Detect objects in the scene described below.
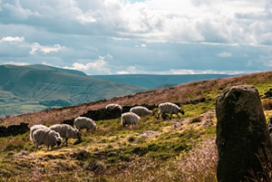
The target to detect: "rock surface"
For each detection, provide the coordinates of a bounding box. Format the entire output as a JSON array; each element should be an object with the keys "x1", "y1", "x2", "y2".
[{"x1": 216, "y1": 85, "x2": 272, "y2": 182}]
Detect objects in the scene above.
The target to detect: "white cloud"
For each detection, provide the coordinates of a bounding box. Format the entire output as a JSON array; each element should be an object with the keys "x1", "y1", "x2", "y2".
[
  {"x1": 115, "y1": 68, "x2": 247, "y2": 75},
  {"x1": 30, "y1": 43, "x2": 65, "y2": 54},
  {"x1": 1, "y1": 36, "x2": 24, "y2": 42},
  {"x1": 0, "y1": 0, "x2": 272, "y2": 75},
  {"x1": 117, "y1": 71, "x2": 129, "y2": 74},
  {"x1": 76, "y1": 14, "x2": 96, "y2": 24},
  {"x1": 155, "y1": 69, "x2": 246, "y2": 75},
  {"x1": 0, "y1": 0, "x2": 270, "y2": 45},
  {"x1": 135, "y1": 44, "x2": 146, "y2": 48},
  {"x1": 2, "y1": 2, "x2": 40, "y2": 20},
  {"x1": 117, "y1": 65, "x2": 140, "y2": 74},
  {"x1": 42, "y1": 62, "x2": 53, "y2": 66},
  {"x1": 217, "y1": 52, "x2": 233, "y2": 57},
  {"x1": 3, "y1": 61, "x2": 30, "y2": 66},
  {"x1": 64, "y1": 57, "x2": 112, "y2": 74}
]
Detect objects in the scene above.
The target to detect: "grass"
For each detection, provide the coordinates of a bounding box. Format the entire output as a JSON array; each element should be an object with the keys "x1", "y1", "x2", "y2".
[
  {"x1": 1, "y1": 71, "x2": 272, "y2": 181},
  {"x1": 0, "y1": 105, "x2": 216, "y2": 181}
]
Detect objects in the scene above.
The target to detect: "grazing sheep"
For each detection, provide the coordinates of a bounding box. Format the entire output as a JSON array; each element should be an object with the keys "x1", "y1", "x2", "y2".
[
  {"x1": 31, "y1": 128, "x2": 62, "y2": 150},
  {"x1": 30, "y1": 124, "x2": 49, "y2": 142},
  {"x1": 130, "y1": 106, "x2": 154, "y2": 117},
  {"x1": 121, "y1": 112, "x2": 141, "y2": 127},
  {"x1": 74, "y1": 116, "x2": 96, "y2": 132},
  {"x1": 49, "y1": 124, "x2": 81, "y2": 146},
  {"x1": 158, "y1": 102, "x2": 185, "y2": 119},
  {"x1": 106, "y1": 103, "x2": 122, "y2": 111}
]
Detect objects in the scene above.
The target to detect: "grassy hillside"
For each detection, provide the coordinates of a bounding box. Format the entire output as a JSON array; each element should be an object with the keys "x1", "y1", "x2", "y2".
[
  {"x1": 0, "y1": 65, "x2": 148, "y2": 116},
  {"x1": 91, "y1": 74, "x2": 233, "y2": 89},
  {"x1": 28, "y1": 64, "x2": 87, "y2": 76},
  {"x1": 0, "y1": 71, "x2": 272, "y2": 181}
]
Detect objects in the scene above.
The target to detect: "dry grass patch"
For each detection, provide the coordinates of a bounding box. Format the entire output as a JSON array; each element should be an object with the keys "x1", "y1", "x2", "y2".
[{"x1": 109, "y1": 137, "x2": 217, "y2": 182}]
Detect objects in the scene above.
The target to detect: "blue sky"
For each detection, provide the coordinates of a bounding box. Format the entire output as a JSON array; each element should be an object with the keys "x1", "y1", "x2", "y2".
[{"x1": 0, "y1": 0, "x2": 272, "y2": 75}]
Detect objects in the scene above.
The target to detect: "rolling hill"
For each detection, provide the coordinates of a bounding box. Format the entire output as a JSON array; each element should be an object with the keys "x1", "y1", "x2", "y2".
[
  {"x1": 0, "y1": 64, "x2": 234, "y2": 117},
  {"x1": 0, "y1": 64, "x2": 148, "y2": 116},
  {"x1": 91, "y1": 74, "x2": 233, "y2": 89},
  {"x1": 0, "y1": 71, "x2": 272, "y2": 181}
]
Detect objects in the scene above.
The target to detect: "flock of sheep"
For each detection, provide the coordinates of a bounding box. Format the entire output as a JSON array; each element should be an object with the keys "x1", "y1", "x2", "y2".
[{"x1": 30, "y1": 102, "x2": 185, "y2": 150}]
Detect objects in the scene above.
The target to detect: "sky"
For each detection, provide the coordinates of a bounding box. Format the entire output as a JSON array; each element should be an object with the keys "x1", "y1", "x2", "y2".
[{"x1": 0, "y1": 0, "x2": 272, "y2": 75}]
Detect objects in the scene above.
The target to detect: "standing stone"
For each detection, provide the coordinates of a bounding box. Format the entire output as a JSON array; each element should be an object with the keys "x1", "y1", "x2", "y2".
[{"x1": 216, "y1": 85, "x2": 272, "y2": 182}]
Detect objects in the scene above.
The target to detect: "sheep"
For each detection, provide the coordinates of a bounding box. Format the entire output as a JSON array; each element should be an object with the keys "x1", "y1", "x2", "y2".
[
  {"x1": 31, "y1": 128, "x2": 62, "y2": 150},
  {"x1": 130, "y1": 106, "x2": 154, "y2": 117},
  {"x1": 157, "y1": 102, "x2": 185, "y2": 119},
  {"x1": 106, "y1": 103, "x2": 122, "y2": 111},
  {"x1": 30, "y1": 124, "x2": 49, "y2": 142},
  {"x1": 49, "y1": 124, "x2": 81, "y2": 146},
  {"x1": 74, "y1": 116, "x2": 96, "y2": 132},
  {"x1": 121, "y1": 112, "x2": 141, "y2": 127}
]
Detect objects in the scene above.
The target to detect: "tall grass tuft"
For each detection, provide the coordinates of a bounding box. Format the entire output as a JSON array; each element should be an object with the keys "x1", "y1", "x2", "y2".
[
  {"x1": 110, "y1": 137, "x2": 218, "y2": 182},
  {"x1": 246, "y1": 148, "x2": 272, "y2": 182},
  {"x1": 176, "y1": 137, "x2": 217, "y2": 182}
]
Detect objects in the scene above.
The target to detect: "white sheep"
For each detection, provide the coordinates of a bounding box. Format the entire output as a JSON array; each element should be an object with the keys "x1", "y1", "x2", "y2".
[
  {"x1": 158, "y1": 102, "x2": 185, "y2": 119},
  {"x1": 130, "y1": 106, "x2": 154, "y2": 117},
  {"x1": 31, "y1": 128, "x2": 62, "y2": 150},
  {"x1": 49, "y1": 124, "x2": 81, "y2": 146},
  {"x1": 106, "y1": 103, "x2": 122, "y2": 111},
  {"x1": 29, "y1": 124, "x2": 48, "y2": 142},
  {"x1": 74, "y1": 116, "x2": 96, "y2": 132},
  {"x1": 121, "y1": 112, "x2": 141, "y2": 127}
]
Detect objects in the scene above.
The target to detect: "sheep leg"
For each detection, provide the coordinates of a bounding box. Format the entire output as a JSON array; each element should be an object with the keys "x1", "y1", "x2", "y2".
[
  {"x1": 63, "y1": 138, "x2": 68, "y2": 146},
  {"x1": 157, "y1": 110, "x2": 161, "y2": 119},
  {"x1": 177, "y1": 113, "x2": 180, "y2": 119}
]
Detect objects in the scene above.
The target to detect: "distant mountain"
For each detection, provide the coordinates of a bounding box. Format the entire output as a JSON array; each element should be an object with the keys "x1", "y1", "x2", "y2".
[
  {"x1": 91, "y1": 74, "x2": 233, "y2": 89},
  {"x1": 28, "y1": 64, "x2": 87, "y2": 76},
  {"x1": 0, "y1": 65, "x2": 148, "y2": 116}
]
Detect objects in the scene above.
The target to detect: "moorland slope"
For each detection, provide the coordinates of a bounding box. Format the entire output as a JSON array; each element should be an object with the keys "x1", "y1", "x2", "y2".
[
  {"x1": 91, "y1": 74, "x2": 232, "y2": 89},
  {"x1": 0, "y1": 64, "x2": 148, "y2": 116},
  {"x1": 0, "y1": 71, "x2": 272, "y2": 181}
]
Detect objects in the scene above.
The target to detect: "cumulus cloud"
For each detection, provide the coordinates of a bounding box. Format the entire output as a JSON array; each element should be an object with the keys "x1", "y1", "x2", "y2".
[
  {"x1": 117, "y1": 65, "x2": 139, "y2": 74},
  {"x1": 1, "y1": 1, "x2": 41, "y2": 20},
  {"x1": 64, "y1": 57, "x2": 112, "y2": 75},
  {"x1": 76, "y1": 13, "x2": 96, "y2": 24},
  {"x1": 1, "y1": 36, "x2": 24, "y2": 42},
  {"x1": 0, "y1": 0, "x2": 270, "y2": 45},
  {"x1": 0, "y1": 0, "x2": 272, "y2": 75},
  {"x1": 30, "y1": 43, "x2": 65, "y2": 54}
]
